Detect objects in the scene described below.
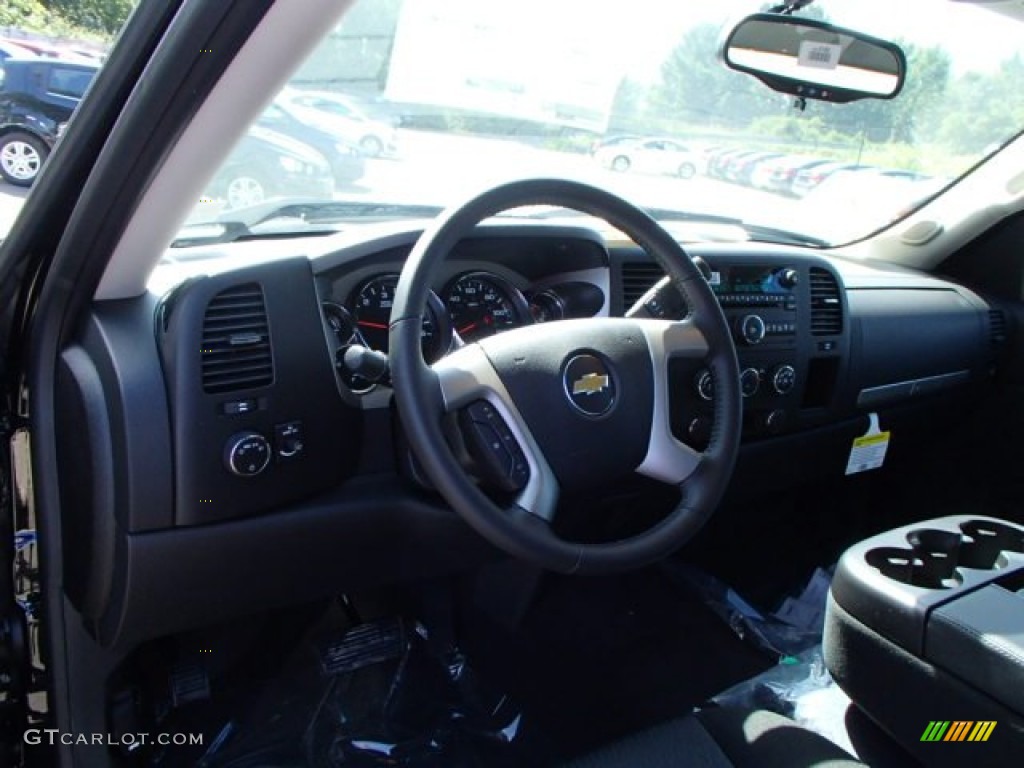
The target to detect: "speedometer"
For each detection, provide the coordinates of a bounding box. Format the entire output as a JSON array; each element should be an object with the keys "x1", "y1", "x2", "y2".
[
  {"x1": 349, "y1": 275, "x2": 451, "y2": 362},
  {"x1": 444, "y1": 272, "x2": 530, "y2": 343}
]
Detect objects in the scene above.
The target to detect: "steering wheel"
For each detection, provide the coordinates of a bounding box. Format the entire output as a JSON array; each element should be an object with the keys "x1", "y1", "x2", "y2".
[{"x1": 390, "y1": 179, "x2": 741, "y2": 573}]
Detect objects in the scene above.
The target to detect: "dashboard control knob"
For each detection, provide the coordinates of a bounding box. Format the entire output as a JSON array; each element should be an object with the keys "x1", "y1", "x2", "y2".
[
  {"x1": 739, "y1": 314, "x2": 766, "y2": 345},
  {"x1": 695, "y1": 369, "x2": 714, "y2": 401},
  {"x1": 765, "y1": 409, "x2": 786, "y2": 434},
  {"x1": 778, "y1": 268, "x2": 799, "y2": 289},
  {"x1": 772, "y1": 364, "x2": 797, "y2": 395},
  {"x1": 740, "y1": 367, "x2": 760, "y2": 398},
  {"x1": 224, "y1": 431, "x2": 271, "y2": 477}
]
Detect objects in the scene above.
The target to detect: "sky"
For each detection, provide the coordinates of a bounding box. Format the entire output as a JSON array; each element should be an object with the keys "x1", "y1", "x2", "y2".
[{"x1": 384, "y1": 0, "x2": 1022, "y2": 130}]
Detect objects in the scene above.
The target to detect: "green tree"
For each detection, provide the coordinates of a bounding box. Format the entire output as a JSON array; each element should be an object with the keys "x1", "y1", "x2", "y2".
[
  {"x1": 607, "y1": 78, "x2": 650, "y2": 134},
  {"x1": 1, "y1": 0, "x2": 60, "y2": 34},
  {"x1": 889, "y1": 43, "x2": 951, "y2": 143},
  {"x1": 938, "y1": 55, "x2": 1024, "y2": 154},
  {"x1": 651, "y1": 23, "x2": 781, "y2": 129},
  {"x1": 47, "y1": 0, "x2": 135, "y2": 35}
]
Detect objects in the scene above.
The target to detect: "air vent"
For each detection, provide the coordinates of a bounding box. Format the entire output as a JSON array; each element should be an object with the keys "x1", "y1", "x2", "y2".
[
  {"x1": 621, "y1": 261, "x2": 665, "y2": 309},
  {"x1": 809, "y1": 267, "x2": 843, "y2": 336},
  {"x1": 989, "y1": 308, "x2": 1007, "y2": 349},
  {"x1": 201, "y1": 283, "x2": 274, "y2": 393}
]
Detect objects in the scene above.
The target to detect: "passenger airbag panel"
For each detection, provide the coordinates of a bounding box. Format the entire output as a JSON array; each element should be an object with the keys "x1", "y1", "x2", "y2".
[{"x1": 849, "y1": 289, "x2": 985, "y2": 398}]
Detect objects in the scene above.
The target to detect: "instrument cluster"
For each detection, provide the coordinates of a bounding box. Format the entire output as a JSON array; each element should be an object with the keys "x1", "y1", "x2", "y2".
[{"x1": 322, "y1": 270, "x2": 582, "y2": 371}]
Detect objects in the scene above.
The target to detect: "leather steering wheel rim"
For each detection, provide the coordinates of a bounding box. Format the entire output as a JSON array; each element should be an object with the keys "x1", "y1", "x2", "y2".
[{"x1": 390, "y1": 179, "x2": 741, "y2": 573}]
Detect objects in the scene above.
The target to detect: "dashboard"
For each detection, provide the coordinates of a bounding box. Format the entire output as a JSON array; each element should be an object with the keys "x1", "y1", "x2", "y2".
[
  {"x1": 57, "y1": 220, "x2": 1004, "y2": 648},
  {"x1": 143, "y1": 222, "x2": 999, "y2": 526}
]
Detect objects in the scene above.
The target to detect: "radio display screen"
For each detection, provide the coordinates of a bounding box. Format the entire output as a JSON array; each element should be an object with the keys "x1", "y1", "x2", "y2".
[{"x1": 710, "y1": 266, "x2": 791, "y2": 296}]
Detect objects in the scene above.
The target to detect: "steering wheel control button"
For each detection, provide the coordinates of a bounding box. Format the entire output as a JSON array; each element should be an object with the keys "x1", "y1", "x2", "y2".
[
  {"x1": 695, "y1": 369, "x2": 714, "y2": 401},
  {"x1": 224, "y1": 431, "x2": 271, "y2": 477},
  {"x1": 563, "y1": 354, "x2": 616, "y2": 417},
  {"x1": 274, "y1": 421, "x2": 305, "y2": 461},
  {"x1": 772, "y1": 365, "x2": 797, "y2": 395},
  {"x1": 740, "y1": 367, "x2": 761, "y2": 398},
  {"x1": 739, "y1": 314, "x2": 767, "y2": 345},
  {"x1": 460, "y1": 401, "x2": 530, "y2": 493}
]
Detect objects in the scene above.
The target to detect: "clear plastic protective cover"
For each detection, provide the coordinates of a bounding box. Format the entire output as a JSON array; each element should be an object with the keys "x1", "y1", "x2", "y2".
[
  {"x1": 665, "y1": 563, "x2": 832, "y2": 660},
  {"x1": 199, "y1": 617, "x2": 524, "y2": 767}
]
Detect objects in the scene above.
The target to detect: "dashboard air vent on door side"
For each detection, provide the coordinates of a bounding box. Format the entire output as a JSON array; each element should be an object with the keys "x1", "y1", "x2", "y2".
[
  {"x1": 988, "y1": 308, "x2": 1007, "y2": 349},
  {"x1": 201, "y1": 283, "x2": 274, "y2": 393},
  {"x1": 621, "y1": 261, "x2": 665, "y2": 310},
  {"x1": 809, "y1": 267, "x2": 843, "y2": 336}
]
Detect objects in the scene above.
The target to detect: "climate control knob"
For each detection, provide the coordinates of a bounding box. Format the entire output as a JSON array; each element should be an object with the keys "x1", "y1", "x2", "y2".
[
  {"x1": 740, "y1": 367, "x2": 760, "y2": 398},
  {"x1": 224, "y1": 431, "x2": 271, "y2": 477},
  {"x1": 739, "y1": 314, "x2": 766, "y2": 345},
  {"x1": 772, "y1": 364, "x2": 797, "y2": 395},
  {"x1": 695, "y1": 369, "x2": 714, "y2": 401}
]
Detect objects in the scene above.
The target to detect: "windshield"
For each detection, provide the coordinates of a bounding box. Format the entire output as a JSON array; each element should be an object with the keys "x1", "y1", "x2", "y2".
[
  {"x1": 4, "y1": 1, "x2": 1022, "y2": 248},
  {"x1": 180, "y1": 0, "x2": 1024, "y2": 247}
]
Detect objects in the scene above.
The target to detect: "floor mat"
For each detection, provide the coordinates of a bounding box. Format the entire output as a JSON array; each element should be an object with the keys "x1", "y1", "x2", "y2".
[{"x1": 458, "y1": 567, "x2": 771, "y2": 761}]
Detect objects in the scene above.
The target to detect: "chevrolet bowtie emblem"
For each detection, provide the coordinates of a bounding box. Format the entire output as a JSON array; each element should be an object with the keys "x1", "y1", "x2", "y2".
[{"x1": 572, "y1": 372, "x2": 610, "y2": 396}]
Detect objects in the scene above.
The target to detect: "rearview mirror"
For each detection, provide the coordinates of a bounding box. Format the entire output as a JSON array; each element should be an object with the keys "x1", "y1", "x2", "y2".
[{"x1": 722, "y1": 13, "x2": 906, "y2": 103}]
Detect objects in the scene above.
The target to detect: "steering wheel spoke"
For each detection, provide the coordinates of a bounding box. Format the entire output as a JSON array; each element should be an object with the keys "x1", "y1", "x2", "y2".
[
  {"x1": 632, "y1": 317, "x2": 710, "y2": 484},
  {"x1": 636, "y1": 317, "x2": 709, "y2": 359},
  {"x1": 433, "y1": 345, "x2": 560, "y2": 521}
]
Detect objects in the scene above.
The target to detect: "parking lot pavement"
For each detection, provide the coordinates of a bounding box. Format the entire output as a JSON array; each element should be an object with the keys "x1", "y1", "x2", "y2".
[{"x1": 344, "y1": 131, "x2": 802, "y2": 227}]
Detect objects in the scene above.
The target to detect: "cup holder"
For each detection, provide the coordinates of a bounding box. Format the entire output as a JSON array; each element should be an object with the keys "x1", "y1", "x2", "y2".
[
  {"x1": 866, "y1": 541, "x2": 960, "y2": 590},
  {"x1": 865, "y1": 521, "x2": 1024, "y2": 589},
  {"x1": 866, "y1": 547, "x2": 918, "y2": 584},
  {"x1": 907, "y1": 529, "x2": 961, "y2": 583},
  {"x1": 959, "y1": 520, "x2": 1024, "y2": 570}
]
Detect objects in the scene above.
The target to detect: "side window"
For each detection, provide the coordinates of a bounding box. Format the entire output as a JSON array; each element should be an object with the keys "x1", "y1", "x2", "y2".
[{"x1": 47, "y1": 67, "x2": 94, "y2": 98}]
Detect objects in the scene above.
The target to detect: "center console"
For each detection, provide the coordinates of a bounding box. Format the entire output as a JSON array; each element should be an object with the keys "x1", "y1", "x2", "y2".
[
  {"x1": 627, "y1": 257, "x2": 847, "y2": 447},
  {"x1": 705, "y1": 264, "x2": 802, "y2": 439},
  {"x1": 825, "y1": 516, "x2": 1024, "y2": 766}
]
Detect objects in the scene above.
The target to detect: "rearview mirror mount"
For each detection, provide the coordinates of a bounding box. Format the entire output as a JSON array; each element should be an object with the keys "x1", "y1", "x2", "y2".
[{"x1": 722, "y1": 13, "x2": 906, "y2": 104}]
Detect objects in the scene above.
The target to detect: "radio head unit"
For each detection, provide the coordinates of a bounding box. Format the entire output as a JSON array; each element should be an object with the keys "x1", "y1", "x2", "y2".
[{"x1": 710, "y1": 265, "x2": 798, "y2": 309}]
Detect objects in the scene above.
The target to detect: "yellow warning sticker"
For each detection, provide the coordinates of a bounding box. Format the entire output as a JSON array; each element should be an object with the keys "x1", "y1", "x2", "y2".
[
  {"x1": 853, "y1": 433, "x2": 890, "y2": 448},
  {"x1": 846, "y1": 414, "x2": 891, "y2": 475}
]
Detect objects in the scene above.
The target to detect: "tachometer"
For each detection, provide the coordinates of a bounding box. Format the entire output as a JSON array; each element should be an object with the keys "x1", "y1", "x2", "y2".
[
  {"x1": 349, "y1": 275, "x2": 451, "y2": 362},
  {"x1": 444, "y1": 272, "x2": 530, "y2": 343}
]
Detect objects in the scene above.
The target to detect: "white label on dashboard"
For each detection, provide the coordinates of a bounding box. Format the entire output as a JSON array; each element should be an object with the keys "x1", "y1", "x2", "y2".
[{"x1": 846, "y1": 412, "x2": 890, "y2": 475}]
